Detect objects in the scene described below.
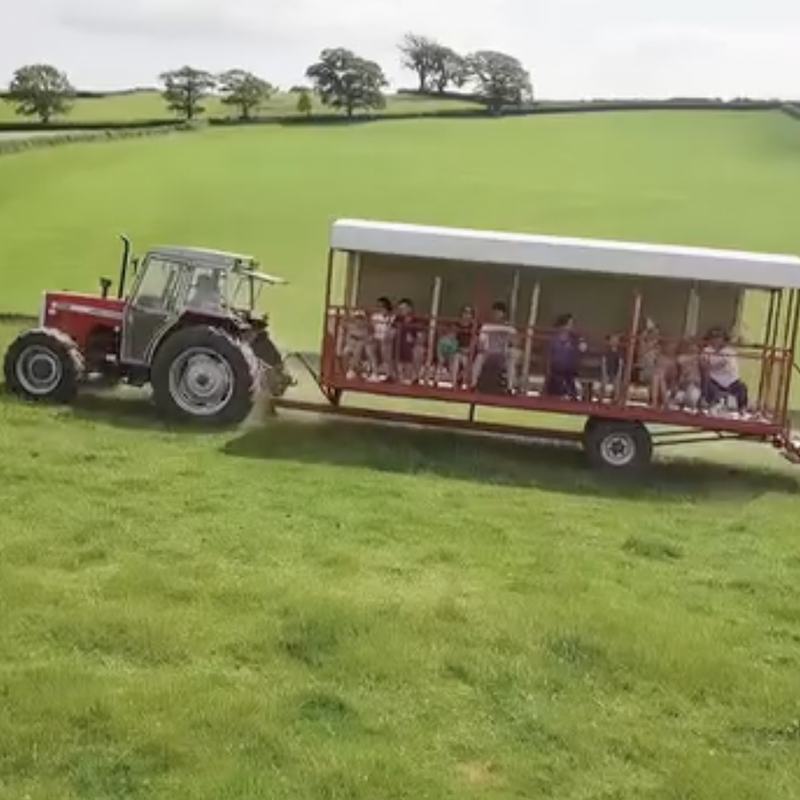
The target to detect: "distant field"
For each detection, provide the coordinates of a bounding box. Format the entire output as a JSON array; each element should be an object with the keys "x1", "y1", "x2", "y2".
[{"x1": 0, "y1": 90, "x2": 479, "y2": 124}]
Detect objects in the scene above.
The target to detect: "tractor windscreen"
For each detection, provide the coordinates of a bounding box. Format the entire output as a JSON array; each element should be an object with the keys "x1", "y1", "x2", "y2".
[{"x1": 228, "y1": 269, "x2": 286, "y2": 315}]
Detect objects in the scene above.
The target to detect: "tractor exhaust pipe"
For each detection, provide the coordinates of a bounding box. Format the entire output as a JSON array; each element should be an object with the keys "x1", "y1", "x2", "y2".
[{"x1": 118, "y1": 234, "x2": 132, "y2": 299}]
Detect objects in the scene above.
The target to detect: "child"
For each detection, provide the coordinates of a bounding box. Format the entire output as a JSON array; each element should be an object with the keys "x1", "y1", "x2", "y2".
[
  {"x1": 701, "y1": 327, "x2": 749, "y2": 413},
  {"x1": 600, "y1": 333, "x2": 625, "y2": 401},
  {"x1": 367, "y1": 296, "x2": 394, "y2": 381},
  {"x1": 342, "y1": 309, "x2": 370, "y2": 380},
  {"x1": 392, "y1": 298, "x2": 425, "y2": 383},
  {"x1": 652, "y1": 339, "x2": 678, "y2": 408},
  {"x1": 436, "y1": 325, "x2": 459, "y2": 384},
  {"x1": 637, "y1": 317, "x2": 660, "y2": 386},
  {"x1": 675, "y1": 339, "x2": 702, "y2": 410},
  {"x1": 450, "y1": 305, "x2": 476, "y2": 388},
  {"x1": 544, "y1": 313, "x2": 585, "y2": 399},
  {"x1": 471, "y1": 302, "x2": 519, "y2": 392}
]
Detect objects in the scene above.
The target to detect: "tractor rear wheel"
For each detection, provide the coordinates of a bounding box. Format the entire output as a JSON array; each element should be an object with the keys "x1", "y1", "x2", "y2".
[
  {"x1": 150, "y1": 325, "x2": 258, "y2": 426},
  {"x1": 3, "y1": 328, "x2": 85, "y2": 403}
]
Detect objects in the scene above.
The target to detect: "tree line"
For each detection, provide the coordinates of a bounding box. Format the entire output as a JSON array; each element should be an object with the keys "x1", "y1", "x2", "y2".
[{"x1": 0, "y1": 34, "x2": 532, "y2": 124}]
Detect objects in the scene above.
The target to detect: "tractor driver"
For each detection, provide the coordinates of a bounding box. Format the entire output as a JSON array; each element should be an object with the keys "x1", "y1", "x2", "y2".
[{"x1": 191, "y1": 271, "x2": 223, "y2": 311}]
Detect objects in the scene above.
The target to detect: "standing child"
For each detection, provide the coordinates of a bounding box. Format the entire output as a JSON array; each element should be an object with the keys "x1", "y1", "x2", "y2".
[
  {"x1": 450, "y1": 305, "x2": 476, "y2": 388},
  {"x1": 342, "y1": 309, "x2": 370, "y2": 380},
  {"x1": 436, "y1": 324, "x2": 459, "y2": 384},
  {"x1": 600, "y1": 333, "x2": 625, "y2": 401},
  {"x1": 367, "y1": 296, "x2": 394, "y2": 381},
  {"x1": 392, "y1": 298, "x2": 425, "y2": 383}
]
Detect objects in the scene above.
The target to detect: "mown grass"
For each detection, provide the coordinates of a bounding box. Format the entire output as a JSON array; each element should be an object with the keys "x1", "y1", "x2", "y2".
[
  {"x1": 2, "y1": 313, "x2": 800, "y2": 799},
  {"x1": 0, "y1": 90, "x2": 478, "y2": 124},
  {"x1": 2, "y1": 111, "x2": 800, "y2": 798}
]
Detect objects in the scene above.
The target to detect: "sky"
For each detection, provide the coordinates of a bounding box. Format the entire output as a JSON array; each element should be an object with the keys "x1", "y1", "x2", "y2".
[{"x1": 1, "y1": 0, "x2": 799, "y2": 98}]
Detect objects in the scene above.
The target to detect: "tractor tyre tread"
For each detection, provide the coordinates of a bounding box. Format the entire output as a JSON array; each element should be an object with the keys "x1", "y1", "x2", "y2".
[
  {"x1": 150, "y1": 325, "x2": 258, "y2": 426},
  {"x1": 3, "y1": 327, "x2": 85, "y2": 403}
]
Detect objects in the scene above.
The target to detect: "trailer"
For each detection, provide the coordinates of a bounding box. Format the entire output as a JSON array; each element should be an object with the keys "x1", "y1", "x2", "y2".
[
  {"x1": 5, "y1": 219, "x2": 800, "y2": 472},
  {"x1": 275, "y1": 219, "x2": 800, "y2": 471}
]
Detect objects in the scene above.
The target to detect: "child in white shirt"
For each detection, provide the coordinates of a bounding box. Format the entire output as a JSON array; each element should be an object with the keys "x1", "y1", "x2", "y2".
[{"x1": 702, "y1": 328, "x2": 748, "y2": 412}]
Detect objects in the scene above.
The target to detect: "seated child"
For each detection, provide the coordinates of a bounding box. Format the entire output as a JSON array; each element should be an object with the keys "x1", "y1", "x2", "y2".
[
  {"x1": 600, "y1": 333, "x2": 625, "y2": 401},
  {"x1": 701, "y1": 327, "x2": 749, "y2": 413},
  {"x1": 675, "y1": 339, "x2": 702, "y2": 410},
  {"x1": 343, "y1": 309, "x2": 370, "y2": 379},
  {"x1": 367, "y1": 296, "x2": 394, "y2": 380}
]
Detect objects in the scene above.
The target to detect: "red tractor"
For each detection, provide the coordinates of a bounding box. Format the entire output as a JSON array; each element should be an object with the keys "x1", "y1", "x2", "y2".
[{"x1": 3, "y1": 236, "x2": 293, "y2": 425}]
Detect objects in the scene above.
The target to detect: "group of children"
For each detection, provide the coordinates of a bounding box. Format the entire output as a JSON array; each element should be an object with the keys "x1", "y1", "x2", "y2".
[
  {"x1": 341, "y1": 297, "x2": 518, "y2": 388},
  {"x1": 340, "y1": 299, "x2": 750, "y2": 414},
  {"x1": 594, "y1": 318, "x2": 748, "y2": 412}
]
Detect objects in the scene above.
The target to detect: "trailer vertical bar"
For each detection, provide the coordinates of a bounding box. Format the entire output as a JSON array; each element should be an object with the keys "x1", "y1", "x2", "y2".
[
  {"x1": 757, "y1": 289, "x2": 778, "y2": 412},
  {"x1": 509, "y1": 269, "x2": 520, "y2": 324},
  {"x1": 521, "y1": 281, "x2": 541, "y2": 392},
  {"x1": 620, "y1": 290, "x2": 643, "y2": 405},
  {"x1": 777, "y1": 288, "x2": 799, "y2": 428},
  {"x1": 426, "y1": 276, "x2": 443, "y2": 381}
]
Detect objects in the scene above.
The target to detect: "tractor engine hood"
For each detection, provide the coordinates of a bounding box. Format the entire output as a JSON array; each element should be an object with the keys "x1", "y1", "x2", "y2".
[{"x1": 41, "y1": 291, "x2": 126, "y2": 327}]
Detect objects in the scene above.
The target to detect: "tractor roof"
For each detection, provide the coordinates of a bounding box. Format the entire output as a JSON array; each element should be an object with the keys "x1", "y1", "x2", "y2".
[
  {"x1": 149, "y1": 245, "x2": 286, "y2": 284},
  {"x1": 150, "y1": 245, "x2": 258, "y2": 269}
]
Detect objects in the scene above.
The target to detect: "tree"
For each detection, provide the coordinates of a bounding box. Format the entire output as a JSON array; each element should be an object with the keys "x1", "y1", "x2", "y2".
[
  {"x1": 429, "y1": 47, "x2": 469, "y2": 93},
  {"x1": 398, "y1": 33, "x2": 468, "y2": 94},
  {"x1": 159, "y1": 66, "x2": 216, "y2": 121},
  {"x1": 218, "y1": 69, "x2": 274, "y2": 119},
  {"x1": 296, "y1": 89, "x2": 313, "y2": 117},
  {"x1": 465, "y1": 51, "x2": 533, "y2": 113},
  {"x1": 399, "y1": 33, "x2": 438, "y2": 92},
  {"x1": 305, "y1": 48, "x2": 387, "y2": 118},
  {"x1": 6, "y1": 64, "x2": 75, "y2": 123}
]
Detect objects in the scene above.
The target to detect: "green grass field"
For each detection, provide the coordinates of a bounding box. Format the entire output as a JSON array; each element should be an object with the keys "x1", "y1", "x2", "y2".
[
  {"x1": 2, "y1": 111, "x2": 800, "y2": 800},
  {"x1": 0, "y1": 90, "x2": 478, "y2": 124}
]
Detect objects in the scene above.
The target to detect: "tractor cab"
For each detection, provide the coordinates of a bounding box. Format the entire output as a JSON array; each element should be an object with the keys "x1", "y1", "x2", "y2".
[{"x1": 117, "y1": 243, "x2": 286, "y2": 366}]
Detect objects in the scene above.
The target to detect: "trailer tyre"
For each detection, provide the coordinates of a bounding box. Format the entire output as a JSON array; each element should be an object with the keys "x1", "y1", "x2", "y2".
[
  {"x1": 584, "y1": 419, "x2": 652, "y2": 472},
  {"x1": 150, "y1": 325, "x2": 258, "y2": 426},
  {"x1": 3, "y1": 328, "x2": 85, "y2": 403}
]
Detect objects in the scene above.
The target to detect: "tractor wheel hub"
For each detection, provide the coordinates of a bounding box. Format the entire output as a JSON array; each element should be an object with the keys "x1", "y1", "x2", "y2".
[{"x1": 168, "y1": 348, "x2": 235, "y2": 416}]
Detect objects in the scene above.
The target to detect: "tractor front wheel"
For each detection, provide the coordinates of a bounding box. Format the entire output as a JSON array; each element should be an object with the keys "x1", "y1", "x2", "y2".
[
  {"x1": 3, "y1": 328, "x2": 85, "y2": 403},
  {"x1": 150, "y1": 326, "x2": 258, "y2": 426}
]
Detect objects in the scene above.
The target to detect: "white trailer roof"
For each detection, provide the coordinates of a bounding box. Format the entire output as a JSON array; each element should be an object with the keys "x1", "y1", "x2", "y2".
[{"x1": 329, "y1": 218, "x2": 800, "y2": 291}]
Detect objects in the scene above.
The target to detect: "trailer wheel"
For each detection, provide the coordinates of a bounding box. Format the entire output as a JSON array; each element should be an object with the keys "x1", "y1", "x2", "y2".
[
  {"x1": 3, "y1": 328, "x2": 85, "y2": 403},
  {"x1": 150, "y1": 325, "x2": 258, "y2": 426},
  {"x1": 584, "y1": 418, "x2": 652, "y2": 472}
]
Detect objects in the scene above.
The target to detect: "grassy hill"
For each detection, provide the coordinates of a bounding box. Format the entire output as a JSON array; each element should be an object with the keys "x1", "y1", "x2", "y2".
[{"x1": 1, "y1": 109, "x2": 800, "y2": 800}]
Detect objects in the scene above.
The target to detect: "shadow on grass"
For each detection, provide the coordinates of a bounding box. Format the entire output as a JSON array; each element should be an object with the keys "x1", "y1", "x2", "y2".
[
  {"x1": 59, "y1": 391, "x2": 225, "y2": 435},
  {"x1": 222, "y1": 416, "x2": 800, "y2": 500}
]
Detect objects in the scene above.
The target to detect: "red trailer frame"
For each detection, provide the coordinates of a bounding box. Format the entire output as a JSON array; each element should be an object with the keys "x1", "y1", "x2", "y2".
[{"x1": 274, "y1": 219, "x2": 800, "y2": 471}]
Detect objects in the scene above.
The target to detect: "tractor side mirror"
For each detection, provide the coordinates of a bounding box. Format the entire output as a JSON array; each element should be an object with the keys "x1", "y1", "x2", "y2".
[{"x1": 99, "y1": 277, "x2": 113, "y2": 298}]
